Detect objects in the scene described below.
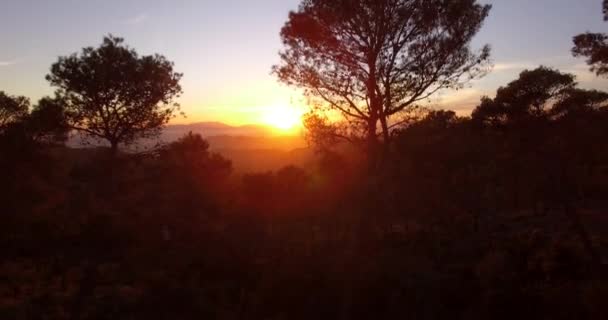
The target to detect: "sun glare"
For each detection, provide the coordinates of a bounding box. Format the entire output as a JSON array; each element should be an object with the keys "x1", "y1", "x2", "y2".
[{"x1": 263, "y1": 106, "x2": 303, "y2": 130}]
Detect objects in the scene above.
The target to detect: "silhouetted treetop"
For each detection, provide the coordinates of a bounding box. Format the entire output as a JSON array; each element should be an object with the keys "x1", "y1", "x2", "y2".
[
  {"x1": 551, "y1": 88, "x2": 608, "y2": 118},
  {"x1": 472, "y1": 67, "x2": 576, "y2": 124},
  {"x1": 160, "y1": 132, "x2": 232, "y2": 180},
  {"x1": 0, "y1": 91, "x2": 29, "y2": 133},
  {"x1": 471, "y1": 96, "x2": 505, "y2": 125},
  {"x1": 0, "y1": 92, "x2": 69, "y2": 146},
  {"x1": 410, "y1": 110, "x2": 460, "y2": 131},
  {"x1": 572, "y1": 0, "x2": 608, "y2": 76},
  {"x1": 27, "y1": 96, "x2": 70, "y2": 144},
  {"x1": 573, "y1": 33, "x2": 608, "y2": 77},
  {"x1": 47, "y1": 35, "x2": 183, "y2": 154},
  {"x1": 274, "y1": 0, "x2": 491, "y2": 154}
]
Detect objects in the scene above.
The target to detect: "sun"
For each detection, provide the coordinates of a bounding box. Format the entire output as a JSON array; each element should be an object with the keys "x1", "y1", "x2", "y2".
[{"x1": 263, "y1": 106, "x2": 303, "y2": 130}]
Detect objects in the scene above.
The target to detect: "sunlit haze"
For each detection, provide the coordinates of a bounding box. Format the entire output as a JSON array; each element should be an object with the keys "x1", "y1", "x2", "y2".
[{"x1": 1, "y1": 0, "x2": 607, "y2": 127}]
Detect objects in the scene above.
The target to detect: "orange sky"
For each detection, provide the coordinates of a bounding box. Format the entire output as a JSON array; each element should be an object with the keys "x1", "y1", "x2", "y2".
[{"x1": 2, "y1": 0, "x2": 608, "y2": 130}]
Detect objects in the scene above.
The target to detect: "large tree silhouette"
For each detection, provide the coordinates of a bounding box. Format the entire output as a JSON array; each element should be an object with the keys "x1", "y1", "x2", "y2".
[
  {"x1": 47, "y1": 35, "x2": 182, "y2": 154},
  {"x1": 274, "y1": 0, "x2": 491, "y2": 159},
  {"x1": 572, "y1": 0, "x2": 608, "y2": 76}
]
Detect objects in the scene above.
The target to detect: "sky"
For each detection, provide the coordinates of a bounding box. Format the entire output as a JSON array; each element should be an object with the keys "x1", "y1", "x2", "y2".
[{"x1": 1, "y1": 0, "x2": 607, "y2": 126}]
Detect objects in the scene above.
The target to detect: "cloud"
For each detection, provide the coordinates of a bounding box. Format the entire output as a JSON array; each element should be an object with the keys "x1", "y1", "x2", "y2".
[
  {"x1": 562, "y1": 63, "x2": 608, "y2": 89},
  {"x1": 492, "y1": 55, "x2": 573, "y2": 73},
  {"x1": 493, "y1": 62, "x2": 536, "y2": 72},
  {"x1": 434, "y1": 88, "x2": 487, "y2": 113},
  {"x1": 0, "y1": 59, "x2": 17, "y2": 67},
  {"x1": 124, "y1": 13, "x2": 149, "y2": 25}
]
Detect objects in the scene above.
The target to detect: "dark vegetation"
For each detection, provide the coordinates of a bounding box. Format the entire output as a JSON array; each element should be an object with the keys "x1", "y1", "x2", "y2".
[
  {"x1": 573, "y1": 0, "x2": 608, "y2": 76},
  {"x1": 1, "y1": 0, "x2": 608, "y2": 319}
]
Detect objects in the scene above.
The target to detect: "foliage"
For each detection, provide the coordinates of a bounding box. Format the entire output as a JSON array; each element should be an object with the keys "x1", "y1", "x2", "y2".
[
  {"x1": 274, "y1": 0, "x2": 491, "y2": 151},
  {"x1": 573, "y1": 33, "x2": 608, "y2": 76},
  {"x1": 572, "y1": 0, "x2": 608, "y2": 76},
  {"x1": 470, "y1": 66, "x2": 599, "y2": 124},
  {"x1": 0, "y1": 91, "x2": 29, "y2": 132},
  {"x1": 47, "y1": 35, "x2": 183, "y2": 153},
  {"x1": 3, "y1": 102, "x2": 608, "y2": 318},
  {"x1": 27, "y1": 96, "x2": 70, "y2": 144}
]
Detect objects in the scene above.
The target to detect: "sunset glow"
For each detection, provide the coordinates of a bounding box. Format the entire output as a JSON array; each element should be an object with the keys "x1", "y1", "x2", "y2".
[
  {"x1": 263, "y1": 106, "x2": 303, "y2": 130},
  {"x1": 1, "y1": 0, "x2": 607, "y2": 127}
]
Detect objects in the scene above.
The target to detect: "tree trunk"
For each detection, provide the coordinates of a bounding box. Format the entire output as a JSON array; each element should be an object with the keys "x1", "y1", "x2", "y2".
[
  {"x1": 379, "y1": 115, "x2": 390, "y2": 144},
  {"x1": 379, "y1": 114, "x2": 391, "y2": 167},
  {"x1": 110, "y1": 140, "x2": 119, "y2": 157},
  {"x1": 366, "y1": 55, "x2": 381, "y2": 172},
  {"x1": 367, "y1": 118, "x2": 379, "y2": 171}
]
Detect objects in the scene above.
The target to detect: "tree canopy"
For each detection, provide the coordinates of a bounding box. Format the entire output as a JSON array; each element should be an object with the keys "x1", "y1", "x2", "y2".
[
  {"x1": 471, "y1": 67, "x2": 588, "y2": 124},
  {"x1": 0, "y1": 91, "x2": 29, "y2": 133},
  {"x1": 572, "y1": 0, "x2": 608, "y2": 76},
  {"x1": 47, "y1": 35, "x2": 183, "y2": 154},
  {"x1": 274, "y1": 0, "x2": 491, "y2": 154},
  {"x1": 27, "y1": 96, "x2": 70, "y2": 144}
]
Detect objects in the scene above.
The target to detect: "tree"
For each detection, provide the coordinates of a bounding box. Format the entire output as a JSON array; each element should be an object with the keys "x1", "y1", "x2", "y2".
[
  {"x1": 27, "y1": 96, "x2": 70, "y2": 144},
  {"x1": 302, "y1": 112, "x2": 364, "y2": 152},
  {"x1": 471, "y1": 66, "x2": 608, "y2": 267},
  {"x1": 472, "y1": 67, "x2": 575, "y2": 124},
  {"x1": 274, "y1": 0, "x2": 491, "y2": 160},
  {"x1": 0, "y1": 91, "x2": 29, "y2": 133},
  {"x1": 47, "y1": 35, "x2": 183, "y2": 155},
  {"x1": 159, "y1": 132, "x2": 232, "y2": 182},
  {"x1": 551, "y1": 88, "x2": 608, "y2": 118},
  {"x1": 152, "y1": 132, "x2": 232, "y2": 230},
  {"x1": 572, "y1": 0, "x2": 608, "y2": 76}
]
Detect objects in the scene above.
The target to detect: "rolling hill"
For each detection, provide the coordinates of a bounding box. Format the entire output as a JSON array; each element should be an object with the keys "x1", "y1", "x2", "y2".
[{"x1": 67, "y1": 122, "x2": 313, "y2": 173}]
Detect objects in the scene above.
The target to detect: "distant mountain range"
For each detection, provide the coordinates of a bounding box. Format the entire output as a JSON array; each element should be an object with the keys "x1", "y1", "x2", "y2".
[
  {"x1": 163, "y1": 122, "x2": 281, "y2": 140},
  {"x1": 69, "y1": 122, "x2": 307, "y2": 149},
  {"x1": 67, "y1": 122, "x2": 313, "y2": 173},
  {"x1": 163, "y1": 122, "x2": 312, "y2": 173},
  {"x1": 163, "y1": 122, "x2": 307, "y2": 150}
]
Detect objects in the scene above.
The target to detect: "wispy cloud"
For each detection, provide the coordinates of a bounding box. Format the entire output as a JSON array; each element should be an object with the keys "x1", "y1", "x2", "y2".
[
  {"x1": 433, "y1": 88, "x2": 487, "y2": 113},
  {"x1": 0, "y1": 59, "x2": 17, "y2": 67},
  {"x1": 561, "y1": 62, "x2": 608, "y2": 89},
  {"x1": 494, "y1": 57, "x2": 608, "y2": 89},
  {"x1": 493, "y1": 62, "x2": 536, "y2": 72},
  {"x1": 124, "y1": 12, "x2": 150, "y2": 25},
  {"x1": 492, "y1": 55, "x2": 574, "y2": 72}
]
